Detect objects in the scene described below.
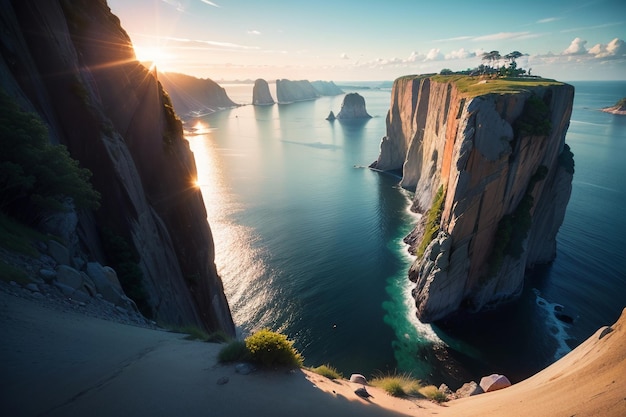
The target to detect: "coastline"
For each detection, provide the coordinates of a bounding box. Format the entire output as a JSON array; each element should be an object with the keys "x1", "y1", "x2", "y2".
[{"x1": 600, "y1": 106, "x2": 626, "y2": 115}]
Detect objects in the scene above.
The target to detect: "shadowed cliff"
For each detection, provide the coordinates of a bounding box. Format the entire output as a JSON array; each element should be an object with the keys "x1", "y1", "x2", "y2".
[
  {"x1": 372, "y1": 75, "x2": 575, "y2": 322},
  {"x1": 0, "y1": 0, "x2": 235, "y2": 334}
]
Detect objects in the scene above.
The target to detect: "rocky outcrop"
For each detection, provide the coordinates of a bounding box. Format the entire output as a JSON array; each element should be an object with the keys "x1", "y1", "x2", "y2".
[
  {"x1": 1, "y1": 0, "x2": 235, "y2": 334},
  {"x1": 157, "y1": 71, "x2": 238, "y2": 117},
  {"x1": 276, "y1": 79, "x2": 320, "y2": 103},
  {"x1": 372, "y1": 75, "x2": 574, "y2": 322},
  {"x1": 311, "y1": 80, "x2": 344, "y2": 96},
  {"x1": 252, "y1": 78, "x2": 275, "y2": 105},
  {"x1": 601, "y1": 97, "x2": 626, "y2": 115},
  {"x1": 336, "y1": 93, "x2": 372, "y2": 119}
]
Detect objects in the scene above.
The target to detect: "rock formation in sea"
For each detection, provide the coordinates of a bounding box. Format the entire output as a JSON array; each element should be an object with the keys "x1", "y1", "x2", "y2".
[
  {"x1": 1, "y1": 0, "x2": 235, "y2": 335},
  {"x1": 311, "y1": 80, "x2": 344, "y2": 96},
  {"x1": 326, "y1": 111, "x2": 336, "y2": 121},
  {"x1": 157, "y1": 71, "x2": 238, "y2": 118},
  {"x1": 601, "y1": 97, "x2": 626, "y2": 115},
  {"x1": 276, "y1": 79, "x2": 320, "y2": 103},
  {"x1": 336, "y1": 93, "x2": 372, "y2": 119},
  {"x1": 371, "y1": 75, "x2": 575, "y2": 322},
  {"x1": 252, "y1": 79, "x2": 275, "y2": 105}
]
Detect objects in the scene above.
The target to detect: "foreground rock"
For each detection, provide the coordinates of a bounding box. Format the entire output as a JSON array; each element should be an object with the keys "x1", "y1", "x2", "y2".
[
  {"x1": 479, "y1": 374, "x2": 511, "y2": 392},
  {"x1": 372, "y1": 75, "x2": 575, "y2": 322},
  {"x1": 336, "y1": 93, "x2": 372, "y2": 119}
]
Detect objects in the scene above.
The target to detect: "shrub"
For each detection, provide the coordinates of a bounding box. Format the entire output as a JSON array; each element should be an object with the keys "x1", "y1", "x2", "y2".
[
  {"x1": 513, "y1": 94, "x2": 552, "y2": 137},
  {"x1": 371, "y1": 373, "x2": 422, "y2": 397},
  {"x1": 218, "y1": 340, "x2": 250, "y2": 363},
  {"x1": 310, "y1": 364, "x2": 343, "y2": 380},
  {"x1": 419, "y1": 385, "x2": 449, "y2": 403},
  {"x1": 245, "y1": 329, "x2": 303, "y2": 368},
  {"x1": 416, "y1": 185, "x2": 446, "y2": 259},
  {"x1": 176, "y1": 325, "x2": 210, "y2": 341},
  {"x1": 206, "y1": 330, "x2": 233, "y2": 344}
]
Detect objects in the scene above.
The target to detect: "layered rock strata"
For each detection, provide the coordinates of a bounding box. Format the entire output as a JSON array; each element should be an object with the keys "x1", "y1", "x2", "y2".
[
  {"x1": 372, "y1": 75, "x2": 574, "y2": 322},
  {"x1": 252, "y1": 78, "x2": 275, "y2": 105},
  {"x1": 1, "y1": 0, "x2": 235, "y2": 334}
]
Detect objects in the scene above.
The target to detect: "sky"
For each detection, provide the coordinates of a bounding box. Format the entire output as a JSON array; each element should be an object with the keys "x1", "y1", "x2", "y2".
[{"x1": 108, "y1": 0, "x2": 626, "y2": 82}]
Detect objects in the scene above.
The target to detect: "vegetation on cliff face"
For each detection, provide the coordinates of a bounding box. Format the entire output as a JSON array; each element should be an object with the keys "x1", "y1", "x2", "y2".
[
  {"x1": 416, "y1": 185, "x2": 446, "y2": 259},
  {"x1": 487, "y1": 166, "x2": 549, "y2": 278},
  {"x1": 0, "y1": 91, "x2": 100, "y2": 224},
  {"x1": 559, "y1": 144, "x2": 575, "y2": 174},
  {"x1": 513, "y1": 94, "x2": 552, "y2": 137}
]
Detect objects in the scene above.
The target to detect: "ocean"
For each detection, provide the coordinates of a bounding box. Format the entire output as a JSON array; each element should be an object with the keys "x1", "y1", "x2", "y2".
[{"x1": 187, "y1": 80, "x2": 626, "y2": 387}]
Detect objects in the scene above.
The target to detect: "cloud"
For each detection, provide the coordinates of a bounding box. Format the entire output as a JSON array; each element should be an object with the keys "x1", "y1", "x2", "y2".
[
  {"x1": 340, "y1": 53, "x2": 350, "y2": 60},
  {"x1": 247, "y1": 30, "x2": 261, "y2": 35},
  {"x1": 473, "y1": 31, "x2": 532, "y2": 42},
  {"x1": 199, "y1": 0, "x2": 220, "y2": 6},
  {"x1": 563, "y1": 37, "x2": 588, "y2": 55},
  {"x1": 537, "y1": 17, "x2": 559, "y2": 24},
  {"x1": 445, "y1": 48, "x2": 476, "y2": 60},
  {"x1": 588, "y1": 38, "x2": 626, "y2": 59},
  {"x1": 560, "y1": 22, "x2": 622, "y2": 34},
  {"x1": 425, "y1": 48, "x2": 443, "y2": 61},
  {"x1": 407, "y1": 51, "x2": 424, "y2": 62}
]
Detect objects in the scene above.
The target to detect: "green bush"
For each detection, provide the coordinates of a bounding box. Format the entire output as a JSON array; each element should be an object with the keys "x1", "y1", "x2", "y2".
[
  {"x1": 245, "y1": 329, "x2": 303, "y2": 368},
  {"x1": 0, "y1": 90, "x2": 100, "y2": 224},
  {"x1": 310, "y1": 364, "x2": 343, "y2": 380},
  {"x1": 218, "y1": 340, "x2": 250, "y2": 363},
  {"x1": 416, "y1": 185, "x2": 446, "y2": 259},
  {"x1": 514, "y1": 94, "x2": 552, "y2": 137},
  {"x1": 419, "y1": 385, "x2": 449, "y2": 403},
  {"x1": 371, "y1": 373, "x2": 422, "y2": 397}
]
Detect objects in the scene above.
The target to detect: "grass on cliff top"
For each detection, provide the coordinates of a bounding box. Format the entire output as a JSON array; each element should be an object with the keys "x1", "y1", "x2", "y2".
[{"x1": 400, "y1": 74, "x2": 564, "y2": 97}]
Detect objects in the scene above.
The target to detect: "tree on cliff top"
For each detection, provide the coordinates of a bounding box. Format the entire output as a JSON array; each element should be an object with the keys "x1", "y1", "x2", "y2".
[{"x1": 0, "y1": 90, "x2": 100, "y2": 224}]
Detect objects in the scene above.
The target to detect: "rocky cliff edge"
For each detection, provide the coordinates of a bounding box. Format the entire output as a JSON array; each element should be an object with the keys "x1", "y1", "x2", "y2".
[
  {"x1": 372, "y1": 75, "x2": 575, "y2": 322},
  {"x1": 0, "y1": 0, "x2": 235, "y2": 334}
]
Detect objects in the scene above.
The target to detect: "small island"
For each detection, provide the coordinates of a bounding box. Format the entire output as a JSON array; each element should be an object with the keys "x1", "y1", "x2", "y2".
[{"x1": 601, "y1": 97, "x2": 626, "y2": 115}]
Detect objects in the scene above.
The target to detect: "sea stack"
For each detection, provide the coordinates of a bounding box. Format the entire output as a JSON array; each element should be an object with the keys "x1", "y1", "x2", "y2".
[
  {"x1": 336, "y1": 93, "x2": 372, "y2": 119},
  {"x1": 252, "y1": 78, "x2": 275, "y2": 105},
  {"x1": 372, "y1": 75, "x2": 575, "y2": 323}
]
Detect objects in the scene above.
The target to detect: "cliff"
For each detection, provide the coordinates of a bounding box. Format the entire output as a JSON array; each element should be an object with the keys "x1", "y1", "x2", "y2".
[
  {"x1": 252, "y1": 78, "x2": 275, "y2": 105},
  {"x1": 372, "y1": 75, "x2": 575, "y2": 322},
  {"x1": 157, "y1": 71, "x2": 238, "y2": 117},
  {"x1": 0, "y1": 0, "x2": 235, "y2": 334},
  {"x1": 336, "y1": 92, "x2": 372, "y2": 119},
  {"x1": 276, "y1": 79, "x2": 320, "y2": 103},
  {"x1": 311, "y1": 80, "x2": 344, "y2": 96}
]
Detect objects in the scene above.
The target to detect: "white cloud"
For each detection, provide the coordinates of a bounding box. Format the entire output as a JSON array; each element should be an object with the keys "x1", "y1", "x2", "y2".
[
  {"x1": 340, "y1": 53, "x2": 350, "y2": 60},
  {"x1": 161, "y1": 0, "x2": 184, "y2": 12},
  {"x1": 445, "y1": 48, "x2": 476, "y2": 60},
  {"x1": 407, "y1": 51, "x2": 423, "y2": 62},
  {"x1": 247, "y1": 30, "x2": 261, "y2": 35},
  {"x1": 563, "y1": 37, "x2": 588, "y2": 55},
  {"x1": 537, "y1": 17, "x2": 559, "y2": 24},
  {"x1": 425, "y1": 48, "x2": 443, "y2": 61},
  {"x1": 589, "y1": 38, "x2": 626, "y2": 59},
  {"x1": 199, "y1": 0, "x2": 220, "y2": 7},
  {"x1": 473, "y1": 32, "x2": 532, "y2": 42}
]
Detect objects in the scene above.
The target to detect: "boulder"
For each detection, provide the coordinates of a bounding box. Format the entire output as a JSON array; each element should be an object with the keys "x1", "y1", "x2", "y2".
[
  {"x1": 55, "y1": 265, "x2": 83, "y2": 290},
  {"x1": 479, "y1": 374, "x2": 511, "y2": 392},
  {"x1": 455, "y1": 381, "x2": 484, "y2": 398},
  {"x1": 39, "y1": 269, "x2": 56, "y2": 283},
  {"x1": 47, "y1": 240, "x2": 70, "y2": 266},
  {"x1": 326, "y1": 111, "x2": 336, "y2": 121},
  {"x1": 86, "y1": 262, "x2": 124, "y2": 305},
  {"x1": 349, "y1": 374, "x2": 368, "y2": 385}
]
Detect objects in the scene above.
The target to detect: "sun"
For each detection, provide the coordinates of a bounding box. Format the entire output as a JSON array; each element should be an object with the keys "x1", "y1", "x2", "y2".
[{"x1": 133, "y1": 45, "x2": 170, "y2": 70}]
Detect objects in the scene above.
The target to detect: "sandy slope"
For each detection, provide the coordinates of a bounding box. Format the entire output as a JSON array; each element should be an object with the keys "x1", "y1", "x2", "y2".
[{"x1": 1, "y1": 289, "x2": 624, "y2": 417}]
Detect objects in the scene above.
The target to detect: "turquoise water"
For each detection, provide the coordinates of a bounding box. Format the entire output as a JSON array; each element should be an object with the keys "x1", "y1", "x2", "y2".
[{"x1": 187, "y1": 81, "x2": 626, "y2": 386}]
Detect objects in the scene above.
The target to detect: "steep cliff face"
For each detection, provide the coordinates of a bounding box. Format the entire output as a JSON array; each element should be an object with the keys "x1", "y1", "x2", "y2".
[
  {"x1": 311, "y1": 80, "x2": 344, "y2": 96},
  {"x1": 276, "y1": 79, "x2": 320, "y2": 103},
  {"x1": 157, "y1": 71, "x2": 238, "y2": 118},
  {"x1": 336, "y1": 92, "x2": 372, "y2": 119},
  {"x1": 1, "y1": 0, "x2": 235, "y2": 334},
  {"x1": 373, "y1": 75, "x2": 574, "y2": 322},
  {"x1": 252, "y1": 78, "x2": 275, "y2": 105}
]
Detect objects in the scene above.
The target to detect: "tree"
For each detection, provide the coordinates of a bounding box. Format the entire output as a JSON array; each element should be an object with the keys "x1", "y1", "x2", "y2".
[
  {"x1": 0, "y1": 90, "x2": 100, "y2": 223},
  {"x1": 481, "y1": 50, "x2": 501, "y2": 67}
]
